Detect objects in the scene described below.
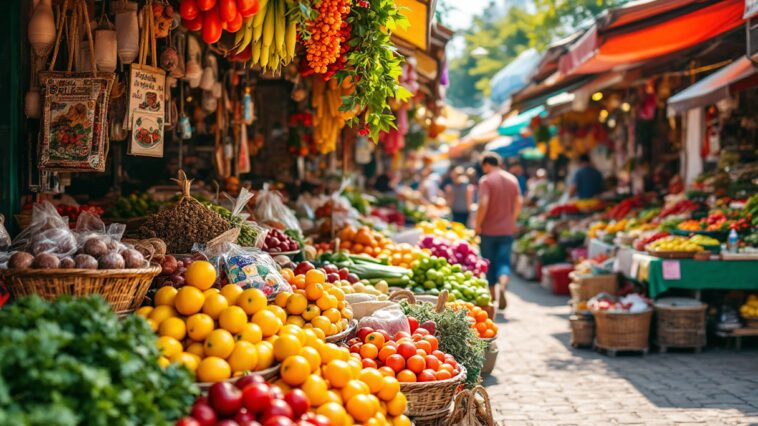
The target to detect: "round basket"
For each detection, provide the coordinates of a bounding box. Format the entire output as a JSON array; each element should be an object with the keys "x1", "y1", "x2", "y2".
[
  {"x1": 646, "y1": 250, "x2": 698, "y2": 259},
  {"x1": 1, "y1": 265, "x2": 161, "y2": 315},
  {"x1": 569, "y1": 314, "x2": 594, "y2": 347},
  {"x1": 569, "y1": 272, "x2": 617, "y2": 300},
  {"x1": 325, "y1": 320, "x2": 357, "y2": 344},
  {"x1": 197, "y1": 363, "x2": 280, "y2": 391},
  {"x1": 592, "y1": 309, "x2": 652, "y2": 351},
  {"x1": 401, "y1": 366, "x2": 467, "y2": 424},
  {"x1": 654, "y1": 298, "x2": 706, "y2": 349}
]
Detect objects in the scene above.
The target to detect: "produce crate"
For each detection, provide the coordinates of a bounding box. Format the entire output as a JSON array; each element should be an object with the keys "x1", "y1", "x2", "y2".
[
  {"x1": 592, "y1": 309, "x2": 652, "y2": 354},
  {"x1": 569, "y1": 272, "x2": 617, "y2": 300},
  {"x1": 402, "y1": 367, "x2": 466, "y2": 425},
  {"x1": 654, "y1": 299, "x2": 706, "y2": 352},
  {"x1": 570, "y1": 314, "x2": 594, "y2": 348},
  {"x1": 543, "y1": 263, "x2": 573, "y2": 295}
]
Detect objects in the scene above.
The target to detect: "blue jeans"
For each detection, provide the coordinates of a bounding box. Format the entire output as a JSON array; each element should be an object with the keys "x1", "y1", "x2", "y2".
[
  {"x1": 480, "y1": 235, "x2": 513, "y2": 287},
  {"x1": 451, "y1": 211, "x2": 469, "y2": 226}
]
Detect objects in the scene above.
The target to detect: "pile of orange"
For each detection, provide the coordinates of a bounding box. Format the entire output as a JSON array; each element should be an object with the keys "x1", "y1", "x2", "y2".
[
  {"x1": 276, "y1": 332, "x2": 411, "y2": 426},
  {"x1": 279, "y1": 267, "x2": 354, "y2": 337},
  {"x1": 448, "y1": 301, "x2": 499, "y2": 339},
  {"x1": 338, "y1": 225, "x2": 393, "y2": 258},
  {"x1": 384, "y1": 243, "x2": 425, "y2": 268}
]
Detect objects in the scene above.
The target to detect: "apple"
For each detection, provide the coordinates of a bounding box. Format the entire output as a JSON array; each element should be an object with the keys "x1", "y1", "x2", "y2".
[
  {"x1": 283, "y1": 389, "x2": 309, "y2": 419},
  {"x1": 294, "y1": 261, "x2": 315, "y2": 275},
  {"x1": 234, "y1": 409, "x2": 256, "y2": 424},
  {"x1": 176, "y1": 418, "x2": 201, "y2": 426},
  {"x1": 190, "y1": 403, "x2": 217, "y2": 426},
  {"x1": 337, "y1": 268, "x2": 349, "y2": 280},
  {"x1": 262, "y1": 417, "x2": 295, "y2": 426},
  {"x1": 407, "y1": 316, "x2": 419, "y2": 333},
  {"x1": 346, "y1": 273, "x2": 360, "y2": 283},
  {"x1": 357, "y1": 327, "x2": 374, "y2": 342},
  {"x1": 236, "y1": 374, "x2": 265, "y2": 390},
  {"x1": 262, "y1": 399, "x2": 294, "y2": 420},
  {"x1": 209, "y1": 382, "x2": 243, "y2": 417},
  {"x1": 216, "y1": 421, "x2": 240, "y2": 426},
  {"x1": 301, "y1": 413, "x2": 331, "y2": 426},
  {"x1": 322, "y1": 264, "x2": 338, "y2": 274},
  {"x1": 326, "y1": 273, "x2": 340, "y2": 283},
  {"x1": 243, "y1": 383, "x2": 274, "y2": 414}
]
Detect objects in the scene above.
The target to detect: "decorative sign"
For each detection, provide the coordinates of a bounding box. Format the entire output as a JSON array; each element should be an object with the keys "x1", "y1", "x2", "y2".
[
  {"x1": 129, "y1": 111, "x2": 164, "y2": 157},
  {"x1": 662, "y1": 260, "x2": 681, "y2": 281},
  {"x1": 127, "y1": 66, "x2": 166, "y2": 156}
]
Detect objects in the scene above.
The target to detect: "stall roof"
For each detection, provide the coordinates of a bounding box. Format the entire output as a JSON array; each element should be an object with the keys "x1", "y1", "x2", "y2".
[
  {"x1": 489, "y1": 49, "x2": 541, "y2": 106},
  {"x1": 667, "y1": 56, "x2": 758, "y2": 114},
  {"x1": 498, "y1": 106, "x2": 546, "y2": 136},
  {"x1": 559, "y1": 0, "x2": 745, "y2": 76}
]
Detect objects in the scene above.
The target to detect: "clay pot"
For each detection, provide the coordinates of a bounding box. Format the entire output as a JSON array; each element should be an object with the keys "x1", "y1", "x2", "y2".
[{"x1": 28, "y1": 0, "x2": 56, "y2": 57}]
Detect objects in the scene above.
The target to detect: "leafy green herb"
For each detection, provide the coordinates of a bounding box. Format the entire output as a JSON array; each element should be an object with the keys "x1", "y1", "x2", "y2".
[
  {"x1": 399, "y1": 300, "x2": 486, "y2": 387},
  {"x1": 0, "y1": 295, "x2": 198, "y2": 426},
  {"x1": 339, "y1": 1, "x2": 412, "y2": 141}
]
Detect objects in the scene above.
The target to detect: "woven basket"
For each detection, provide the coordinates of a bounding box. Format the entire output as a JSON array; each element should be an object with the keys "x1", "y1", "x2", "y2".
[
  {"x1": 325, "y1": 320, "x2": 357, "y2": 344},
  {"x1": 480, "y1": 337, "x2": 498, "y2": 376},
  {"x1": 569, "y1": 315, "x2": 594, "y2": 347},
  {"x1": 402, "y1": 366, "x2": 467, "y2": 424},
  {"x1": 197, "y1": 363, "x2": 280, "y2": 391},
  {"x1": 654, "y1": 302, "x2": 706, "y2": 349},
  {"x1": 592, "y1": 309, "x2": 652, "y2": 351},
  {"x1": 1, "y1": 265, "x2": 161, "y2": 314},
  {"x1": 569, "y1": 273, "x2": 617, "y2": 300}
]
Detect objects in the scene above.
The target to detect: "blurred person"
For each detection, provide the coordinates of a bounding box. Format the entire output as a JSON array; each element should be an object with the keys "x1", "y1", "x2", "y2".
[
  {"x1": 419, "y1": 168, "x2": 441, "y2": 201},
  {"x1": 509, "y1": 161, "x2": 528, "y2": 195},
  {"x1": 446, "y1": 166, "x2": 474, "y2": 226},
  {"x1": 475, "y1": 152, "x2": 522, "y2": 310},
  {"x1": 570, "y1": 154, "x2": 603, "y2": 199}
]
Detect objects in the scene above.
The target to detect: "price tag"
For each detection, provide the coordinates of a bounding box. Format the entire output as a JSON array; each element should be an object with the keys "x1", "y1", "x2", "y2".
[{"x1": 662, "y1": 260, "x2": 681, "y2": 280}]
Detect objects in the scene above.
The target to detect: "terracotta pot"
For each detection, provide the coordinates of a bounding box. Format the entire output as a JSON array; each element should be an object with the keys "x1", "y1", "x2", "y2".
[
  {"x1": 24, "y1": 89, "x2": 41, "y2": 119},
  {"x1": 115, "y1": 1, "x2": 139, "y2": 64},
  {"x1": 28, "y1": 0, "x2": 56, "y2": 56}
]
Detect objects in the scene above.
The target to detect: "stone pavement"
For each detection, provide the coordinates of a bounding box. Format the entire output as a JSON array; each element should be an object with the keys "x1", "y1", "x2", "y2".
[{"x1": 485, "y1": 277, "x2": 758, "y2": 426}]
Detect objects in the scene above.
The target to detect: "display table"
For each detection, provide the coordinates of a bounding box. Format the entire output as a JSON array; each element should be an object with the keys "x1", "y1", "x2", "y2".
[
  {"x1": 588, "y1": 238, "x2": 616, "y2": 259},
  {"x1": 614, "y1": 246, "x2": 644, "y2": 277},
  {"x1": 631, "y1": 254, "x2": 758, "y2": 298}
]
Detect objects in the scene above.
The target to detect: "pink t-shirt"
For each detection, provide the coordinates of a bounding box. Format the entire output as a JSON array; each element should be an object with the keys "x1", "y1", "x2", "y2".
[{"x1": 479, "y1": 170, "x2": 520, "y2": 236}]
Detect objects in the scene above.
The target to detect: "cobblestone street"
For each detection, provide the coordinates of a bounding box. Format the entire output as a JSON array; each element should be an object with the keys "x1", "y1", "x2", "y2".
[{"x1": 487, "y1": 277, "x2": 758, "y2": 426}]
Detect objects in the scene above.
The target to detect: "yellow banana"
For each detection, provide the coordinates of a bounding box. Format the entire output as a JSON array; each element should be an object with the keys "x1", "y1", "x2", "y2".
[
  {"x1": 236, "y1": 20, "x2": 254, "y2": 54},
  {"x1": 260, "y1": 45, "x2": 270, "y2": 68},
  {"x1": 253, "y1": 19, "x2": 264, "y2": 41},
  {"x1": 262, "y1": 0, "x2": 275, "y2": 48},
  {"x1": 275, "y1": 0, "x2": 286, "y2": 52},
  {"x1": 285, "y1": 21, "x2": 297, "y2": 60},
  {"x1": 253, "y1": 0, "x2": 268, "y2": 28},
  {"x1": 252, "y1": 41, "x2": 262, "y2": 63}
]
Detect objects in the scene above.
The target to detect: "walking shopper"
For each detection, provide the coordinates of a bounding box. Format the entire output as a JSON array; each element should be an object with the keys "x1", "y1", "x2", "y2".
[
  {"x1": 570, "y1": 154, "x2": 603, "y2": 199},
  {"x1": 475, "y1": 152, "x2": 522, "y2": 310},
  {"x1": 446, "y1": 166, "x2": 474, "y2": 226}
]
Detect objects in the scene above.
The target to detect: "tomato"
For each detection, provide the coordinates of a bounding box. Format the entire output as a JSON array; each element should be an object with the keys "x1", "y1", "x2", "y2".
[
  {"x1": 418, "y1": 369, "x2": 436, "y2": 382},
  {"x1": 396, "y1": 342, "x2": 416, "y2": 359},
  {"x1": 423, "y1": 335, "x2": 439, "y2": 352},
  {"x1": 424, "y1": 355, "x2": 440, "y2": 371},
  {"x1": 197, "y1": 0, "x2": 216, "y2": 11},
  {"x1": 179, "y1": 0, "x2": 200, "y2": 20},
  {"x1": 406, "y1": 315, "x2": 419, "y2": 333},
  {"x1": 385, "y1": 354, "x2": 405, "y2": 372},
  {"x1": 182, "y1": 16, "x2": 203, "y2": 31},
  {"x1": 406, "y1": 355, "x2": 426, "y2": 374},
  {"x1": 415, "y1": 340, "x2": 431, "y2": 355},
  {"x1": 361, "y1": 358, "x2": 377, "y2": 369},
  {"x1": 202, "y1": 9, "x2": 222, "y2": 43},
  {"x1": 218, "y1": 0, "x2": 237, "y2": 22},
  {"x1": 238, "y1": 0, "x2": 259, "y2": 17}
]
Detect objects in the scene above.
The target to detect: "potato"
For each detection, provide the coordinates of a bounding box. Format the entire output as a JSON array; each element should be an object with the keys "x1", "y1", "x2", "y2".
[
  {"x1": 31, "y1": 228, "x2": 76, "y2": 255},
  {"x1": 59, "y1": 257, "x2": 76, "y2": 269},
  {"x1": 8, "y1": 251, "x2": 34, "y2": 269},
  {"x1": 32, "y1": 253, "x2": 60, "y2": 269},
  {"x1": 121, "y1": 248, "x2": 146, "y2": 269},
  {"x1": 98, "y1": 252, "x2": 125, "y2": 270},
  {"x1": 74, "y1": 254, "x2": 98, "y2": 270},
  {"x1": 82, "y1": 238, "x2": 109, "y2": 258}
]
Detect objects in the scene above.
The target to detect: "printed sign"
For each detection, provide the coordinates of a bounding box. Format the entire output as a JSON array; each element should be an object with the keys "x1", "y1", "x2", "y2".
[
  {"x1": 128, "y1": 111, "x2": 164, "y2": 157},
  {"x1": 127, "y1": 65, "x2": 166, "y2": 156},
  {"x1": 662, "y1": 260, "x2": 681, "y2": 281}
]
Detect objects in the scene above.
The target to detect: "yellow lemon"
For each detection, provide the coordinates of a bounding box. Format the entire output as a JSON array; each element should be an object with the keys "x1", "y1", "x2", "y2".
[
  {"x1": 186, "y1": 313, "x2": 214, "y2": 341},
  {"x1": 154, "y1": 286, "x2": 178, "y2": 306},
  {"x1": 218, "y1": 306, "x2": 248, "y2": 334},
  {"x1": 220, "y1": 284, "x2": 243, "y2": 305},
  {"x1": 159, "y1": 317, "x2": 186, "y2": 340},
  {"x1": 202, "y1": 293, "x2": 229, "y2": 320}
]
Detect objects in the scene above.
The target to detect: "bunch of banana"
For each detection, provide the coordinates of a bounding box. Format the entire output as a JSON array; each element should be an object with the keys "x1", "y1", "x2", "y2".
[
  {"x1": 311, "y1": 77, "x2": 358, "y2": 154},
  {"x1": 233, "y1": 0, "x2": 298, "y2": 72}
]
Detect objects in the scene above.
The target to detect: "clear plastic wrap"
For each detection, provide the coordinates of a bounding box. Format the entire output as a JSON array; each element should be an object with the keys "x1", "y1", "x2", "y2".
[
  {"x1": 357, "y1": 305, "x2": 410, "y2": 337},
  {"x1": 10, "y1": 202, "x2": 78, "y2": 259},
  {"x1": 204, "y1": 242, "x2": 292, "y2": 298},
  {"x1": 254, "y1": 183, "x2": 301, "y2": 233}
]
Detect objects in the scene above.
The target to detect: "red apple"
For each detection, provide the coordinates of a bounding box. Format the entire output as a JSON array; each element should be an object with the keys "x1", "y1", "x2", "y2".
[
  {"x1": 326, "y1": 273, "x2": 340, "y2": 283},
  {"x1": 263, "y1": 417, "x2": 295, "y2": 426},
  {"x1": 301, "y1": 414, "x2": 330, "y2": 426},
  {"x1": 357, "y1": 327, "x2": 374, "y2": 342},
  {"x1": 407, "y1": 316, "x2": 419, "y2": 333},
  {"x1": 236, "y1": 374, "x2": 265, "y2": 390},
  {"x1": 337, "y1": 268, "x2": 349, "y2": 280},
  {"x1": 190, "y1": 403, "x2": 217, "y2": 426},
  {"x1": 322, "y1": 264, "x2": 338, "y2": 274},
  {"x1": 234, "y1": 409, "x2": 256, "y2": 424},
  {"x1": 176, "y1": 418, "x2": 201, "y2": 426},
  {"x1": 293, "y1": 262, "x2": 314, "y2": 275},
  {"x1": 217, "y1": 421, "x2": 240, "y2": 426},
  {"x1": 209, "y1": 382, "x2": 243, "y2": 417},
  {"x1": 283, "y1": 389, "x2": 309, "y2": 419},
  {"x1": 346, "y1": 273, "x2": 359, "y2": 283},
  {"x1": 262, "y1": 399, "x2": 294, "y2": 420},
  {"x1": 243, "y1": 383, "x2": 274, "y2": 414}
]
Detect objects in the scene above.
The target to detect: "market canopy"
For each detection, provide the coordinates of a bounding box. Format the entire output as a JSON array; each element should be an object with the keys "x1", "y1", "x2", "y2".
[
  {"x1": 486, "y1": 136, "x2": 536, "y2": 158},
  {"x1": 489, "y1": 49, "x2": 541, "y2": 106},
  {"x1": 447, "y1": 113, "x2": 504, "y2": 158},
  {"x1": 667, "y1": 56, "x2": 758, "y2": 114},
  {"x1": 498, "y1": 106, "x2": 546, "y2": 136},
  {"x1": 559, "y1": 0, "x2": 745, "y2": 76}
]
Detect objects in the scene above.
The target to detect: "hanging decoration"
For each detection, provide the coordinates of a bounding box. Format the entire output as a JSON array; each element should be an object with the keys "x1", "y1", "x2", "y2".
[
  {"x1": 28, "y1": 0, "x2": 56, "y2": 57},
  {"x1": 115, "y1": 1, "x2": 140, "y2": 65}
]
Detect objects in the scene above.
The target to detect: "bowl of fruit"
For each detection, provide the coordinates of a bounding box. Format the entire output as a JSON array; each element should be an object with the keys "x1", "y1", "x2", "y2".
[{"x1": 645, "y1": 236, "x2": 704, "y2": 259}]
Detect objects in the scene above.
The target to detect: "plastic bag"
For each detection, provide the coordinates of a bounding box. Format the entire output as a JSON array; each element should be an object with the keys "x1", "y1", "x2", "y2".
[
  {"x1": 11, "y1": 201, "x2": 77, "y2": 259},
  {"x1": 254, "y1": 184, "x2": 301, "y2": 234},
  {"x1": 75, "y1": 210, "x2": 128, "y2": 254},
  {"x1": 207, "y1": 243, "x2": 291, "y2": 298},
  {"x1": 0, "y1": 215, "x2": 10, "y2": 251},
  {"x1": 357, "y1": 305, "x2": 410, "y2": 337},
  {"x1": 225, "y1": 188, "x2": 267, "y2": 248}
]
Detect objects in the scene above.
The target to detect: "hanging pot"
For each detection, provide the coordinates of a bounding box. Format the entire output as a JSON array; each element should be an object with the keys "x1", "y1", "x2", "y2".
[
  {"x1": 199, "y1": 66, "x2": 214, "y2": 91},
  {"x1": 28, "y1": 0, "x2": 56, "y2": 57},
  {"x1": 160, "y1": 47, "x2": 179, "y2": 73},
  {"x1": 115, "y1": 1, "x2": 139, "y2": 64},
  {"x1": 95, "y1": 28, "x2": 118, "y2": 72},
  {"x1": 212, "y1": 81, "x2": 222, "y2": 99},
  {"x1": 24, "y1": 88, "x2": 41, "y2": 119}
]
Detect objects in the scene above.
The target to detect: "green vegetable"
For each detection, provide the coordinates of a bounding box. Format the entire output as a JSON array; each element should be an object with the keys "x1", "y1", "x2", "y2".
[
  {"x1": 399, "y1": 301, "x2": 486, "y2": 387},
  {"x1": 203, "y1": 202, "x2": 260, "y2": 247},
  {"x1": 107, "y1": 192, "x2": 162, "y2": 219},
  {"x1": 0, "y1": 295, "x2": 198, "y2": 426}
]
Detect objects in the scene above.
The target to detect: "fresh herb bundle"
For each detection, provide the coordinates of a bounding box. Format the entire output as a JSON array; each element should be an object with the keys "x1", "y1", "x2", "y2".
[
  {"x1": 0, "y1": 295, "x2": 198, "y2": 426},
  {"x1": 399, "y1": 300, "x2": 486, "y2": 386}
]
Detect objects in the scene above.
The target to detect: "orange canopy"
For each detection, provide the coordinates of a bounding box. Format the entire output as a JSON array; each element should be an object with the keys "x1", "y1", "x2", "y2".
[{"x1": 559, "y1": 0, "x2": 745, "y2": 75}]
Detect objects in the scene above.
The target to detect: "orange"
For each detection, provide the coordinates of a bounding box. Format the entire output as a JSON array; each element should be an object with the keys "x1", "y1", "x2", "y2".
[
  {"x1": 252, "y1": 309, "x2": 283, "y2": 337},
  {"x1": 305, "y1": 269, "x2": 326, "y2": 286},
  {"x1": 281, "y1": 355, "x2": 311, "y2": 386},
  {"x1": 302, "y1": 374, "x2": 329, "y2": 406},
  {"x1": 237, "y1": 288, "x2": 267, "y2": 315},
  {"x1": 415, "y1": 340, "x2": 431, "y2": 355},
  {"x1": 186, "y1": 313, "x2": 214, "y2": 341},
  {"x1": 196, "y1": 356, "x2": 231, "y2": 382},
  {"x1": 406, "y1": 355, "x2": 425, "y2": 374},
  {"x1": 326, "y1": 390, "x2": 343, "y2": 405},
  {"x1": 149, "y1": 305, "x2": 178, "y2": 325},
  {"x1": 235, "y1": 322, "x2": 263, "y2": 344},
  {"x1": 286, "y1": 315, "x2": 305, "y2": 327},
  {"x1": 255, "y1": 342, "x2": 274, "y2": 369},
  {"x1": 324, "y1": 360, "x2": 351, "y2": 388},
  {"x1": 322, "y1": 308, "x2": 341, "y2": 324},
  {"x1": 175, "y1": 286, "x2": 205, "y2": 316},
  {"x1": 273, "y1": 334, "x2": 303, "y2": 362},
  {"x1": 274, "y1": 291, "x2": 291, "y2": 308},
  {"x1": 360, "y1": 343, "x2": 379, "y2": 360},
  {"x1": 159, "y1": 317, "x2": 186, "y2": 340},
  {"x1": 435, "y1": 369, "x2": 452, "y2": 380},
  {"x1": 204, "y1": 329, "x2": 235, "y2": 358},
  {"x1": 396, "y1": 370, "x2": 416, "y2": 383},
  {"x1": 377, "y1": 376, "x2": 400, "y2": 401},
  {"x1": 186, "y1": 341, "x2": 205, "y2": 358},
  {"x1": 378, "y1": 366, "x2": 396, "y2": 377},
  {"x1": 423, "y1": 335, "x2": 439, "y2": 352},
  {"x1": 482, "y1": 328, "x2": 495, "y2": 339},
  {"x1": 266, "y1": 305, "x2": 288, "y2": 323},
  {"x1": 280, "y1": 268, "x2": 295, "y2": 283},
  {"x1": 386, "y1": 392, "x2": 407, "y2": 416},
  {"x1": 185, "y1": 260, "x2": 217, "y2": 290},
  {"x1": 359, "y1": 368, "x2": 385, "y2": 394},
  {"x1": 303, "y1": 328, "x2": 323, "y2": 348},
  {"x1": 302, "y1": 304, "x2": 321, "y2": 321},
  {"x1": 346, "y1": 394, "x2": 376, "y2": 422},
  {"x1": 316, "y1": 294, "x2": 338, "y2": 311},
  {"x1": 316, "y1": 402, "x2": 347, "y2": 426},
  {"x1": 366, "y1": 332, "x2": 385, "y2": 348},
  {"x1": 346, "y1": 357, "x2": 362, "y2": 379},
  {"x1": 392, "y1": 414, "x2": 412, "y2": 426},
  {"x1": 154, "y1": 286, "x2": 178, "y2": 306},
  {"x1": 292, "y1": 275, "x2": 306, "y2": 289},
  {"x1": 220, "y1": 284, "x2": 243, "y2": 305},
  {"x1": 300, "y1": 346, "x2": 321, "y2": 372},
  {"x1": 218, "y1": 306, "x2": 248, "y2": 333},
  {"x1": 318, "y1": 343, "x2": 342, "y2": 364},
  {"x1": 311, "y1": 315, "x2": 331, "y2": 334},
  {"x1": 171, "y1": 352, "x2": 199, "y2": 372},
  {"x1": 305, "y1": 283, "x2": 324, "y2": 301},
  {"x1": 158, "y1": 356, "x2": 170, "y2": 368},
  {"x1": 286, "y1": 293, "x2": 308, "y2": 315},
  {"x1": 228, "y1": 341, "x2": 258, "y2": 373},
  {"x1": 342, "y1": 379, "x2": 370, "y2": 402},
  {"x1": 280, "y1": 324, "x2": 307, "y2": 345},
  {"x1": 203, "y1": 288, "x2": 220, "y2": 298},
  {"x1": 156, "y1": 336, "x2": 183, "y2": 358},
  {"x1": 136, "y1": 306, "x2": 153, "y2": 318}
]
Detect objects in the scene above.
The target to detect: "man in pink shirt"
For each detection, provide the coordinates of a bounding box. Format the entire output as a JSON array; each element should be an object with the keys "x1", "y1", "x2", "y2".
[{"x1": 474, "y1": 152, "x2": 522, "y2": 310}]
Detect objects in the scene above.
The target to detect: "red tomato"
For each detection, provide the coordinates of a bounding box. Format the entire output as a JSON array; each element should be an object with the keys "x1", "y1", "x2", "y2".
[
  {"x1": 396, "y1": 342, "x2": 416, "y2": 359},
  {"x1": 432, "y1": 350, "x2": 446, "y2": 362},
  {"x1": 385, "y1": 354, "x2": 405, "y2": 373},
  {"x1": 414, "y1": 328, "x2": 429, "y2": 337},
  {"x1": 407, "y1": 316, "x2": 419, "y2": 333},
  {"x1": 237, "y1": 0, "x2": 259, "y2": 16},
  {"x1": 394, "y1": 331, "x2": 411, "y2": 341},
  {"x1": 226, "y1": 10, "x2": 243, "y2": 32},
  {"x1": 423, "y1": 336, "x2": 439, "y2": 352},
  {"x1": 218, "y1": 0, "x2": 237, "y2": 22},
  {"x1": 182, "y1": 16, "x2": 203, "y2": 31},
  {"x1": 418, "y1": 369, "x2": 436, "y2": 382},
  {"x1": 202, "y1": 9, "x2": 222, "y2": 43},
  {"x1": 197, "y1": 0, "x2": 216, "y2": 11},
  {"x1": 361, "y1": 358, "x2": 377, "y2": 369},
  {"x1": 406, "y1": 355, "x2": 426, "y2": 374},
  {"x1": 349, "y1": 343, "x2": 362, "y2": 354},
  {"x1": 179, "y1": 0, "x2": 200, "y2": 20},
  {"x1": 415, "y1": 340, "x2": 431, "y2": 355},
  {"x1": 424, "y1": 355, "x2": 440, "y2": 371}
]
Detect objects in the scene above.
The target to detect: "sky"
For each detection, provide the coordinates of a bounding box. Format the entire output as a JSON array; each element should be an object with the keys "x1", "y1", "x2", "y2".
[{"x1": 439, "y1": 0, "x2": 494, "y2": 32}]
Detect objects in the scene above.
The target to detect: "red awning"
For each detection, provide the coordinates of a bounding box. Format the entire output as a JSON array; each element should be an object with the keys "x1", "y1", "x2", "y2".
[{"x1": 560, "y1": 0, "x2": 745, "y2": 75}]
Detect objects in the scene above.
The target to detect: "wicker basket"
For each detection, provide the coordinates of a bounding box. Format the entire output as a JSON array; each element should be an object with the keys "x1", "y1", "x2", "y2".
[
  {"x1": 592, "y1": 309, "x2": 652, "y2": 351},
  {"x1": 402, "y1": 366, "x2": 466, "y2": 424},
  {"x1": 480, "y1": 337, "x2": 498, "y2": 376},
  {"x1": 197, "y1": 363, "x2": 280, "y2": 391},
  {"x1": 654, "y1": 299, "x2": 706, "y2": 350},
  {"x1": 569, "y1": 273, "x2": 617, "y2": 300},
  {"x1": 569, "y1": 314, "x2": 594, "y2": 347},
  {"x1": 1, "y1": 266, "x2": 161, "y2": 314},
  {"x1": 325, "y1": 320, "x2": 357, "y2": 344}
]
